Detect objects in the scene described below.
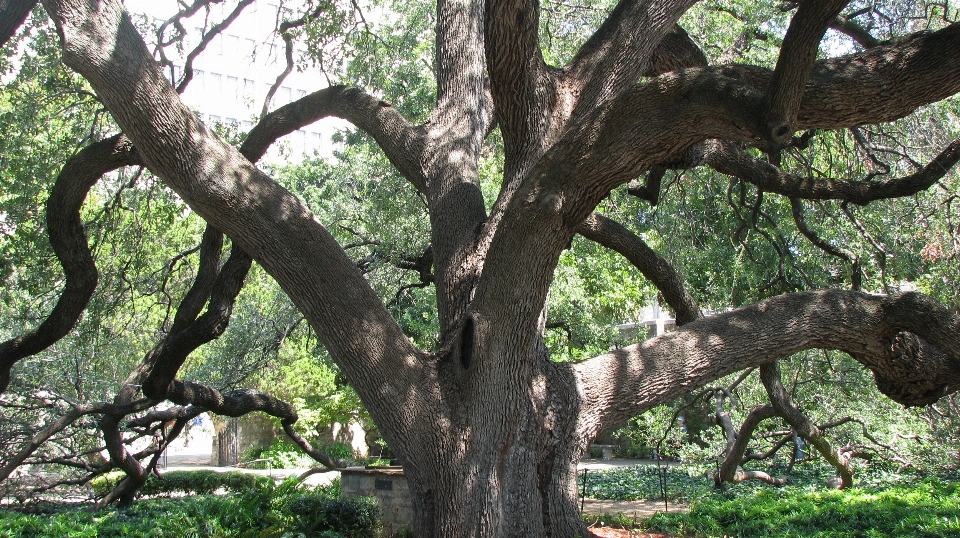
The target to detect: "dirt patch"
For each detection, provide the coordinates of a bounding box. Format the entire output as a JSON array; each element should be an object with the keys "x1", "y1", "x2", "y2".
[
  {"x1": 581, "y1": 498, "x2": 686, "y2": 519},
  {"x1": 588, "y1": 529, "x2": 673, "y2": 538},
  {"x1": 581, "y1": 498, "x2": 685, "y2": 538}
]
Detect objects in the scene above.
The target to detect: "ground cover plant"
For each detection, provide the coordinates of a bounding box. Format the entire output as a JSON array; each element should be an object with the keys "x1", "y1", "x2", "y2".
[
  {"x1": 579, "y1": 462, "x2": 960, "y2": 537},
  {"x1": 640, "y1": 479, "x2": 960, "y2": 538},
  {"x1": 0, "y1": 478, "x2": 377, "y2": 538},
  {"x1": 578, "y1": 460, "x2": 933, "y2": 504}
]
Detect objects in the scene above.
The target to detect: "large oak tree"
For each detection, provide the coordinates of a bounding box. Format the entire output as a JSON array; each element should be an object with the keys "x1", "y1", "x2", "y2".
[{"x1": 2, "y1": 0, "x2": 960, "y2": 535}]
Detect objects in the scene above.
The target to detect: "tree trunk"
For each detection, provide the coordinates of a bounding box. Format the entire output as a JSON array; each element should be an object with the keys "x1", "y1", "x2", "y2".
[{"x1": 399, "y1": 350, "x2": 592, "y2": 538}]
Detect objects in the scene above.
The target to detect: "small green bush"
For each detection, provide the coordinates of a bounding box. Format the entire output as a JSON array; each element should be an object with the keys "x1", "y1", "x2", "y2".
[
  {"x1": 90, "y1": 470, "x2": 273, "y2": 498},
  {"x1": 281, "y1": 493, "x2": 381, "y2": 538}
]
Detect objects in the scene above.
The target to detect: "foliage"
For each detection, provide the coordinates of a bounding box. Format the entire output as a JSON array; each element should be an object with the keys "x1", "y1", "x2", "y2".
[
  {"x1": 0, "y1": 481, "x2": 376, "y2": 538},
  {"x1": 245, "y1": 438, "x2": 316, "y2": 470},
  {"x1": 578, "y1": 459, "x2": 936, "y2": 504},
  {"x1": 279, "y1": 493, "x2": 381, "y2": 537},
  {"x1": 89, "y1": 470, "x2": 274, "y2": 498},
  {"x1": 579, "y1": 464, "x2": 711, "y2": 503},
  {"x1": 642, "y1": 479, "x2": 960, "y2": 538}
]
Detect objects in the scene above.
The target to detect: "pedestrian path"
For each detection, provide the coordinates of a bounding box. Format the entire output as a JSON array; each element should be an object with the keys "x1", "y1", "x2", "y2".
[{"x1": 160, "y1": 456, "x2": 687, "y2": 516}]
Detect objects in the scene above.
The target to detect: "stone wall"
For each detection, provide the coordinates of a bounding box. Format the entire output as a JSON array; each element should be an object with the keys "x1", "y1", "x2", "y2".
[{"x1": 340, "y1": 466, "x2": 412, "y2": 535}]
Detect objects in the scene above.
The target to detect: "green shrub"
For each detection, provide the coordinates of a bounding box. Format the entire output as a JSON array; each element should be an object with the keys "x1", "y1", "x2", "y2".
[
  {"x1": 258, "y1": 438, "x2": 312, "y2": 468},
  {"x1": 1, "y1": 478, "x2": 379, "y2": 538},
  {"x1": 325, "y1": 442, "x2": 355, "y2": 461},
  {"x1": 90, "y1": 470, "x2": 273, "y2": 498},
  {"x1": 281, "y1": 493, "x2": 381, "y2": 537}
]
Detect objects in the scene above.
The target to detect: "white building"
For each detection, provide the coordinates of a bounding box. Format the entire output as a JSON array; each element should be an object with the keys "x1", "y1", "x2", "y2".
[{"x1": 127, "y1": 0, "x2": 350, "y2": 162}]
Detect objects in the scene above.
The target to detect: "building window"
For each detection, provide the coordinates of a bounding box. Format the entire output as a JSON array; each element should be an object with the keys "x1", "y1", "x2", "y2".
[
  {"x1": 226, "y1": 34, "x2": 240, "y2": 57},
  {"x1": 227, "y1": 76, "x2": 239, "y2": 98}
]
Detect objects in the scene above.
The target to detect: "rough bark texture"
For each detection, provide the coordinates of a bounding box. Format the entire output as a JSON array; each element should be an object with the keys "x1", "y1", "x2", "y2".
[
  {"x1": 15, "y1": 0, "x2": 960, "y2": 534},
  {"x1": 0, "y1": 0, "x2": 36, "y2": 48}
]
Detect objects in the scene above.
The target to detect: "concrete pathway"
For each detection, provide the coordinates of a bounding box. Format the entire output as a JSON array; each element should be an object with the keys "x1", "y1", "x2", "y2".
[{"x1": 159, "y1": 456, "x2": 686, "y2": 517}]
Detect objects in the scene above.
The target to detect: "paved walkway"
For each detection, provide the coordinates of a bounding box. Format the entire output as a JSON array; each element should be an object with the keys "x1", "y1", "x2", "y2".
[{"x1": 160, "y1": 455, "x2": 686, "y2": 517}]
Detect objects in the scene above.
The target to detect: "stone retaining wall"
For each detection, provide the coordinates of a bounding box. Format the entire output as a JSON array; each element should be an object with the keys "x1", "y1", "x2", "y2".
[{"x1": 340, "y1": 466, "x2": 412, "y2": 535}]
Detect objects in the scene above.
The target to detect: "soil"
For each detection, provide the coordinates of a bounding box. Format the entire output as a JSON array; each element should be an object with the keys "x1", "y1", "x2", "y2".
[
  {"x1": 588, "y1": 529, "x2": 674, "y2": 538},
  {"x1": 581, "y1": 498, "x2": 685, "y2": 538}
]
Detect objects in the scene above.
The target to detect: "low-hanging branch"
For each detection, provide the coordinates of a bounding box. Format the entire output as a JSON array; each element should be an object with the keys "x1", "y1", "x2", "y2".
[
  {"x1": 715, "y1": 402, "x2": 785, "y2": 486},
  {"x1": 761, "y1": 362, "x2": 854, "y2": 487},
  {"x1": 0, "y1": 397, "x2": 155, "y2": 482},
  {"x1": 165, "y1": 381, "x2": 338, "y2": 469},
  {"x1": 762, "y1": 0, "x2": 850, "y2": 144},
  {"x1": 575, "y1": 289, "x2": 960, "y2": 439}
]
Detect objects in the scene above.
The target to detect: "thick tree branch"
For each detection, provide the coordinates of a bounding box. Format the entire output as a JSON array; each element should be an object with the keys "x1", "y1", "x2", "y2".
[
  {"x1": 0, "y1": 0, "x2": 35, "y2": 48},
  {"x1": 763, "y1": 0, "x2": 850, "y2": 144},
  {"x1": 706, "y1": 138, "x2": 960, "y2": 205},
  {"x1": 565, "y1": 0, "x2": 699, "y2": 114},
  {"x1": 566, "y1": 0, "x2": 706, "y2": 118},
  {"x1": 576, "y1": 213, "x2": 701, "y2": 325},
  {"x1": 140, "y1": 245, "x2": 252, "y2": 399},
  {"x1": 168, "y1": 225, "x2": 224, "y2": 334},
  {"x1": 163, "y1": 381, "x2": 338, "y2": 469},
  {"x1": 41, "y1": 0, "x2": 430, "y2": 459},
  {"x1": 483, "y1": 0, "x2": 546, "y2": 154},
  {"x1": 641, "y1": 24, "x2": 709, "y2": 77},
  {"x1": 741, "y1": 23, "x2": 960, "y2": 132},
  {"x1": 423, "y1": 0, "x2": 492, "y2": 341},
  {"x1": 575, "y1": 289, "x2": 960, "y2": 437},
  {"x1": 830, "y1": 13, "x2": 879, "y2": 49},
  {"x1": 562, "y1": 23, "x2": 960, "y2": 199},
  {"x1": 242, "y1": 85, "x2": 428, "y2": 193},
  {"x1": 0, "y1": 134, "x2": 140, "y2": 394}
]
